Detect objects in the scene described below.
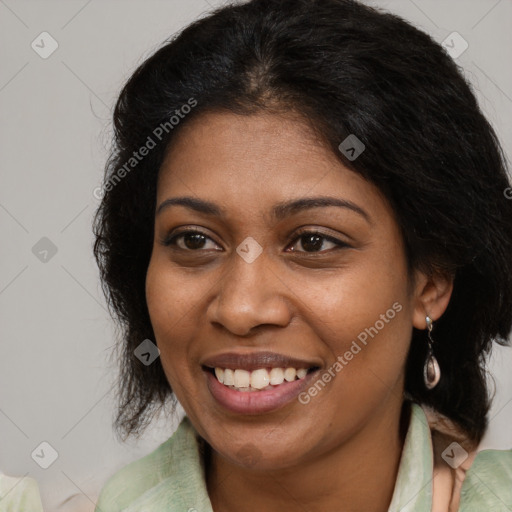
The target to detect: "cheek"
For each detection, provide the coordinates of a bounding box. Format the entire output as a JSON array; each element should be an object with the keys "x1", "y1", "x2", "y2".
[
  {"x1": 145, "y1": 260, "x2": 204, "y2": 411},
  {"x1": 145, "y1": 258, "x2": 197, "y2": 372},
  {"x1": 145, "y1": 252, "x2": 206, "y2": 335},
  {"x1": 295, "y1": 246, "x2": 412, "y2": 386}
]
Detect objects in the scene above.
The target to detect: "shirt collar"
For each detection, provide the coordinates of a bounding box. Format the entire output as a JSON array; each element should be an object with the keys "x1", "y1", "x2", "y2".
[{"x1": 387, "y1": 402, "x2": 434, "y2": 512}]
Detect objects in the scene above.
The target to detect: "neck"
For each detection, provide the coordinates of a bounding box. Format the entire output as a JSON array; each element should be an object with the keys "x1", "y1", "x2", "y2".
[{"x1": 205, "y1": 400, "x2": 411, "y2": 512}]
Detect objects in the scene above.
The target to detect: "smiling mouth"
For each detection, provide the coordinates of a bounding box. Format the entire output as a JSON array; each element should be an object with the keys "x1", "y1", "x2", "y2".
[{"x1": 202, "y1": 365, "x2": 320, "y2": 392}]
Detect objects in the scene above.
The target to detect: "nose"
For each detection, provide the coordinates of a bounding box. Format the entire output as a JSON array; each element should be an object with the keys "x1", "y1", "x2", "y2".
[{"x1": 207, "y1": 249, "x2": 292, "y2": 336}]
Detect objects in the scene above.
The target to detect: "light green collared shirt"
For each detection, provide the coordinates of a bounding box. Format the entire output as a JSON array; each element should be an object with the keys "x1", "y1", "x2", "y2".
[
  {"x1": 93, "y1": 403, "x2": 512, "y2": 512},
  {"x1": 0, "y1": 474, "x2": 44, "y2": 512},
  {"x1": 2, "y1": 403, "x2": 510, "y2": 511}
]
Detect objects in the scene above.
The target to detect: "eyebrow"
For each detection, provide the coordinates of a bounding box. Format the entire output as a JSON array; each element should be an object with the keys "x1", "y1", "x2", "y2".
[{"x1": 156, "y1": 195, "x2": 371, "y2": 224}]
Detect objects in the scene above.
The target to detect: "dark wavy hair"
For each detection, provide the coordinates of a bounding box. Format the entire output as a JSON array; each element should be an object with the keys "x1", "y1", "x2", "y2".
[{"x1": 92, "y1": 0, "x2": 512, "y2": 443}]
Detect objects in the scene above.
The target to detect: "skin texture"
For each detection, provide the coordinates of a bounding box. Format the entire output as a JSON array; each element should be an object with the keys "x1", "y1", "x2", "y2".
[{"x1": 145, "y1": 111, "x2": 453, "y2": 512}]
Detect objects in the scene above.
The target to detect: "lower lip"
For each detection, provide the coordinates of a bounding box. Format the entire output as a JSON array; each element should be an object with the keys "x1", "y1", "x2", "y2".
[{"x1": 205, "y1": 369, "x2": 320, "y2": 414}]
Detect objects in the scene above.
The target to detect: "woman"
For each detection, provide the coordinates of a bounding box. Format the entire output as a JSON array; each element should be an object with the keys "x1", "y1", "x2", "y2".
[{"x1": 92, "y1": 0, "x2": 512, "y2": 510}]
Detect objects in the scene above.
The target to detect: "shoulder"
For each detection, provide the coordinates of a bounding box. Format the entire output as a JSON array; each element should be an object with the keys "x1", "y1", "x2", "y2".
[
  {"x1": 459, "y1": 448, "x2": 512, "y2": 510},
  {"x1": 0, "y1": 474, "x2": 44, "y2": 512},
  {"x1": 94, "y1": 416, "x2": 203, "y2": 512},
  {"x1": 419, "y1": 402, "x2": 512, "y2": 510}
]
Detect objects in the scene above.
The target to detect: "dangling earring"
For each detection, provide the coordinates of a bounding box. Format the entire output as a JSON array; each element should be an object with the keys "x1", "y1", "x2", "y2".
[{"x1": 424, "y1": 315, "x2": 441, "y2": 390}]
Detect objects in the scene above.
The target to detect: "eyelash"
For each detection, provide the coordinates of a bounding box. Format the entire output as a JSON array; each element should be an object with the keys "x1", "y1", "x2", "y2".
[{"x1": 161, "y1": 227, "x2": 349, "y2": 254}]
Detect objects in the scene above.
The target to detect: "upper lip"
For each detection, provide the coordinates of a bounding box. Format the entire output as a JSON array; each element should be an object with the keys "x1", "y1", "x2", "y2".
[{"x1": 201, "y1": 351, "x2": 321, "y2": 371}]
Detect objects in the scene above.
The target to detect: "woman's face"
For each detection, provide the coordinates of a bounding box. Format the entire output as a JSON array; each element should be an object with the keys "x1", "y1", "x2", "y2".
[{"x1": 146, "y1": 110, "x2": 440, "y2": 470}]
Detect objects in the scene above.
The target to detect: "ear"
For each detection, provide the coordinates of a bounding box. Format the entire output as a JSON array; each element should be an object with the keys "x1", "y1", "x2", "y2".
[{"x1": 412, "y1": 269, "x2": 454, "y2": 330}]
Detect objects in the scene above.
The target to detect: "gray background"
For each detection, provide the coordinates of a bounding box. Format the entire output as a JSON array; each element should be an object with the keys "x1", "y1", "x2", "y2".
[{"x1": 1, "y1": 0, "x2": 511, "y2": 510}]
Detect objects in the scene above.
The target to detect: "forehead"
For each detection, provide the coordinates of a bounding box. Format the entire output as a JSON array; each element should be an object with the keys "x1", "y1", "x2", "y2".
[
  {"x1": 156, "y1": 110, "x2": 389, "y2": 224},
  {"x1": 158, "y1": 110, "x2": 329, "y2": 182}
]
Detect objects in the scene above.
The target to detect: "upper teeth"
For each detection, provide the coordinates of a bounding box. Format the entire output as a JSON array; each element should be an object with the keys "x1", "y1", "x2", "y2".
[{"x1": 214, "y1": 367, "x2": 308, "y2": 390}]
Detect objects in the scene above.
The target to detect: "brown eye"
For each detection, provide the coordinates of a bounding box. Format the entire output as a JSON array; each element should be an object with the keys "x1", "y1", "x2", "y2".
[
  {"x1": 162, "y1": 229, "x2": 221, "y2": 251},
  {"x1": 288, "y1": 230, "x2": 348, "y2": 253},
  {"x1": 180, "y1": 232, "x2": 208, "y2": 250}
]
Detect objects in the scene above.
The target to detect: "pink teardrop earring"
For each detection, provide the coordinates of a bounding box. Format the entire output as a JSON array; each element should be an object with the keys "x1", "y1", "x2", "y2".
[{"x1": 424, "y1": 315, "x2": 441, "y2": 389}]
